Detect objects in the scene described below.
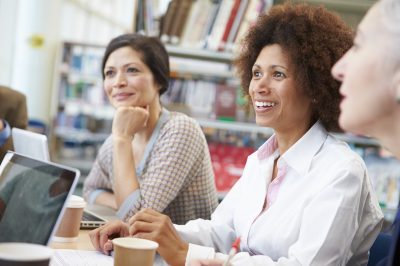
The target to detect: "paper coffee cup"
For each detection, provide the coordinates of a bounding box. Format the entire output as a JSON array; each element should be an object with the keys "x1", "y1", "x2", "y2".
[
  {"x1": 53, "y1": 195, "x2": 86, "y2": 243},
  {"x1": 112, "y1": 237, "x2": 158, "y2": 266},
  {"x1": 0, "y1": 242, "x2": 53, "y2": 266}
]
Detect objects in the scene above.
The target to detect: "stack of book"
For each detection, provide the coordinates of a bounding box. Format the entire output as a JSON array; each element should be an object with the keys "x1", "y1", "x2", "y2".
[{"x1": 158, "y1": 0, "x2": 273, "y2": 51}]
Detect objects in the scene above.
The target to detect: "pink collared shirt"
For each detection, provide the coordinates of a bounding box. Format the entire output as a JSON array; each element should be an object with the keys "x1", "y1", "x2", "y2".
[{"x1": 257, "y1": 136, "x2": 287, "y2": 211}]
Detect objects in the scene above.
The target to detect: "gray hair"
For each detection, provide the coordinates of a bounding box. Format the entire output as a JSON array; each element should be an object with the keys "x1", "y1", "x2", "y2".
[
  {"x1": 379, "y1": 0, "x2": 400, "y2": 34},
  {"x1": 377, "y1": 0, "x2": 400, "y2": 69}
]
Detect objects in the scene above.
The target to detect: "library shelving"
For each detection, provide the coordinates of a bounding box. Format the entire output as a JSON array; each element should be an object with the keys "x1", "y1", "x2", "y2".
[{"x1": 50, "y1": 39, "x2": 400, "y2": 220}]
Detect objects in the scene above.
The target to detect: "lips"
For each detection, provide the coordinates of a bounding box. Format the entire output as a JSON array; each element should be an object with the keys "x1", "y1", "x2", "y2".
[
  {"x1": 254, "y1": 100, "x2": 277, "y2": 111},
  {"x1": 113, "y1": 92, "x2": 134, "y2": 101}
]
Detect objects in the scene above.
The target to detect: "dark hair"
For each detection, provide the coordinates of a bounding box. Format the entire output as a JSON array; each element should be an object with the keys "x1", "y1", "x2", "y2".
[
  {"x1": 101, "y1": 33, "x2": 170, "y2": 95},
  {"x1": 235, "y1": 3, "x2": 353, "y2": 132}
]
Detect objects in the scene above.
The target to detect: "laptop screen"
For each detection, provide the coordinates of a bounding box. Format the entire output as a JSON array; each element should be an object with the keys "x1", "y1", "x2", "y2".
[
  {"x1": 12, "y1": 128, "x2": 50, "y2": 161},
  {"x1": 0, "y1": 152, "x2": 79, "y2": 245}
]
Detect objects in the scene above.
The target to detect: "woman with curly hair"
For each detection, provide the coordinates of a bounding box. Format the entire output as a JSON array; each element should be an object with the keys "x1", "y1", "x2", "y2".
[{"x1": 89, "y1": 3, "x2": 383, "y2": 265}]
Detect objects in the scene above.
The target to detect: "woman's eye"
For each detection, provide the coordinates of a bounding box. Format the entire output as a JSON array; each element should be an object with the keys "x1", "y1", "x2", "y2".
[
  {"x1": 104, "y1": 70, "x2": 114, "y2": 77},
  {"x1": 252, "y1": 70, "x2": 262, "y2": 78},
  {"x1": 127, "y1": 67, "x2": 138, "y2": 73},
  {"x1": 273, "y1": 71, "x2": 286, "y2": 79}
]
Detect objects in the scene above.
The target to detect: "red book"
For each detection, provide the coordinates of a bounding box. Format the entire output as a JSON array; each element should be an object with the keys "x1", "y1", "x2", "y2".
[{"x1": 218, "y1": 0, "x2": 241, "y2": 51}]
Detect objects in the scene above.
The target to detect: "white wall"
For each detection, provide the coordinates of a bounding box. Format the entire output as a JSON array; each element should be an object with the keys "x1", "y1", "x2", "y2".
[
  {"x1": 0, "y1": 0, "x2": 18, "y2": 86},
  {"x1": 0, "y1": 0, "x2": 136, "y2": 123}
]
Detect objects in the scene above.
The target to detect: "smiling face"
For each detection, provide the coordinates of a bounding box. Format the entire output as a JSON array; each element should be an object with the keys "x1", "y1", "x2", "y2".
[
  {"x1": 249, "y1": 44, "x2": 313, "y2": 134},
  {"x1": 332, "y1": 4, "x2": 399, "y2": 137},
  {"x1": 103, "y1": 46, "x2": 160, "y2": 109}
]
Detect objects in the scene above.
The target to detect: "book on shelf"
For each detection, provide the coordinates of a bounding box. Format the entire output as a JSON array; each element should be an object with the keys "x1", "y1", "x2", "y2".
[
  {"x1": 206, "y1": 0, "x2": 235, "y2": 51},
  {"x1": 180, "y1": 0, "x2": 218, "y2": 49},
  {"x1": 169, "y1": 0, "x2": 193, "y2": 44},
  {"x1": 214, "y1": 83, "x2": 237, "y2": 121},
  {"x1": 217, "y1": 0, "x2": 242, "y2": 51},
  {"x1": 200, "y1": 0, "x2": 223, "y2": 49},
  {"x1": 160, "y1": 0, "x2": 180, "y2": 43},
  {"x1": 224, "y1": 0, "x2": 250, "y2": 51},
  {"x1": 230, "y1": 0, "x2": 273, "y2": 51}
]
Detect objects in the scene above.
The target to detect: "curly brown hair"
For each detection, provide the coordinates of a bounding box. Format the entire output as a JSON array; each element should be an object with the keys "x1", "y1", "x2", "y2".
[{"x1": 235, "y1": 3, "x2": 353, "y2": 132}]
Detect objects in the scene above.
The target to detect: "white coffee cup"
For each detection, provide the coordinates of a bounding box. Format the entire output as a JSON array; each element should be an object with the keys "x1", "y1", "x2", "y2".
[
  {"x1": 0, "y1": 242, "x2": 53, "y2": 266},
  {"x1": 53, "y1": 195, "x2": 86, "y2": 243},
  {"x1": 112, "y1": 237, "x2": 159, "y2": 266}
]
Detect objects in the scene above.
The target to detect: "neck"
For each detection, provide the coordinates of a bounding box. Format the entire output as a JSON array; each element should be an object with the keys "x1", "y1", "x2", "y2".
[
  {"x1": 274, "y1": 122, "x2": 313, "y2": 155},
  {"x1": 365, "y1": 109, "x2": 400, "y2": 159},
  {"x1": 373, "y1": 122, "x2": 400, "y2": 159}
]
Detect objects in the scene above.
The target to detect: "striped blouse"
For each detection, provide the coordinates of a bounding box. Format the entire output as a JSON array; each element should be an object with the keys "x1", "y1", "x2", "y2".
[{"x1": 83, "y1": 110, "x2": 218, "y2": 224}]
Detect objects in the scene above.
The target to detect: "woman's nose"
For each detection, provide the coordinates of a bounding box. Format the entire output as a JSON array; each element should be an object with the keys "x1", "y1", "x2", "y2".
[
  {"x1": 114, "y1": 73, "x2": 127, "y2": 88},
  {"x1": 252, "y1": 77, "x2": 270, "y2": 94},
  {"x1": 332, "y1": 53, "x2": 348, "y2": 82}
]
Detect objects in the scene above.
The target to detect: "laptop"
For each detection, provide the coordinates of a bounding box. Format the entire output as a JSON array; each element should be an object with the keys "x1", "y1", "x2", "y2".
[
  {"x1": 81, "y1": 208, "x2": 108, "y2": 229},
  {"x1": 11, "y1": 128, "x2": 112, "y2": 229},
  {"x1": 0, "y1": 151, "x2": 80, "y2": 245},
  {"x1": 12, "y1": 128, "x2": 50, "y2": 161}
]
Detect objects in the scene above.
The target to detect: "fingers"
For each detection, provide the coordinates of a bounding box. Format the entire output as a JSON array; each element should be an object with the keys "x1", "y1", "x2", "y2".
[
  {"x1": 128, "y1": 208, "x2": 162, "y2": 225},
  {"x1": 88, "y1": 221, "x2": 129, "y2": 255},
  {"x1": 189, "y1": 259, "x2": 224, "y2": 266}
]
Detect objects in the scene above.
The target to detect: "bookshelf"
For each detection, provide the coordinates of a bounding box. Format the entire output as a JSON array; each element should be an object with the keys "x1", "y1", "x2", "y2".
[{"x1": 51, "y1": 0, "x2": 399, "y2": 217}]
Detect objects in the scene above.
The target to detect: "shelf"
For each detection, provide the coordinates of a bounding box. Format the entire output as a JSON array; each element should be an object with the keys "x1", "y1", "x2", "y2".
[
  {"x1": 166, "y1": 45, "x2": 234, "y2": 64},
  {"x1": 54, "y1": 126, "x2": 109, "y2": 143},
  {"x1": 197, "y1": 119, "x2": 379, "y2": 147},
  {"x1": 197, "y1": 119, "x2": 273, "y2": 135},
  {"x1": 170, "y1": 69, "x2": 234, "y2": 79},
  {"x1": 333, "y1": 133, "x2": 379, "y2": 147},
  {"x1": 55, "y1": 157, "x2": 93, "y2": 173},
  {"x1": 280, "y1": 0, "x2": 375, "y2": 12}
]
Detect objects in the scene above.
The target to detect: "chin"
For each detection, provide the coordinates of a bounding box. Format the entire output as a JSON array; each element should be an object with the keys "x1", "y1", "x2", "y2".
[
  {"x1": 255, "y1": 117, "x2": 271, "y2": 128},
  {"x1": 339, "y1": 117, "x2": 366, "y2": 136}
]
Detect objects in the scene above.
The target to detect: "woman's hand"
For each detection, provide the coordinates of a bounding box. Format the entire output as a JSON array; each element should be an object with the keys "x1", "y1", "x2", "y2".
[
  {"x1": 190, "y1": 259, "x2": 224, "y2": 266},
  {"x1": 89, "y1": 220, "x2": 130, "y2": 255},
  {"x1": 128, "y1": 208, "x2": 189, "y2": 266},
  {"x1": 112, "y1": 106, "x2": 149, "y2": 139}
]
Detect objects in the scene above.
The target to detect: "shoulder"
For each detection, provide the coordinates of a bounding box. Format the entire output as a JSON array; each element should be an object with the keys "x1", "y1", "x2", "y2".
[
  {"x1": 316, "y1": 134, "x2": 367, "y2": 179},
  {"x1": 0, "y1": 86, "x2": 26, "y2": 100},
  {"x1": 162, "y1": 111, "x2": 203, "y2": 137}
]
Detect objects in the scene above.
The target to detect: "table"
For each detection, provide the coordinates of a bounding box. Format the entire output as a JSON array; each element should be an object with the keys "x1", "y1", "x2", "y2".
[{"x1": 50, "y1": 229, "x2": 94, "y2": 250}]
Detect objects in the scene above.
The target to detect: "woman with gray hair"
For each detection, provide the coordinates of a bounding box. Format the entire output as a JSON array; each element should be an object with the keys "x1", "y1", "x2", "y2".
[{"x1": 332, "y1": 0, "x2": 400, "y2": 264}]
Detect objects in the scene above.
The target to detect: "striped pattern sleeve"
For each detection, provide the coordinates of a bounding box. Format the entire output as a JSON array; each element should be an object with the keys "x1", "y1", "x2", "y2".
[
  {"x1": 82, "y1": 136, "x2": 114, "y2": 202},
  {"x1": 122, "y1": 114, "x2": 210, "y2": 221}
]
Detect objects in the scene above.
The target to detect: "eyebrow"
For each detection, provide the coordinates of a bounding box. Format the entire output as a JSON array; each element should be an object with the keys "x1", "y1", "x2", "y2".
[
  {"x1": 253, "y1": 63, "x2": 288, "y2": 70},
  {"x1": 105, "y1": 62, "x2": 141, "y2": 69}
]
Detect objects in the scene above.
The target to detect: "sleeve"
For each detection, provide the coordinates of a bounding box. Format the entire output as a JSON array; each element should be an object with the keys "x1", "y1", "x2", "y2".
[
  {"x1": 13, "y1": 93, "x2": 28, "y2": 129},
  {"x1": 0, "y1": 120, "x2": 11, "y2": 146},
  {"x1": 175, "y1": 159, "x2": 257, "y2": 263},
  {"x1": 122, "y1": 117, "x2": 208, "y2": 221},
  {"x1": 185, "y1": 159, "x2": 380, "y2": 265},
  {"x1": 82, "y1": 136, "x2": 114, "y2": 202}
]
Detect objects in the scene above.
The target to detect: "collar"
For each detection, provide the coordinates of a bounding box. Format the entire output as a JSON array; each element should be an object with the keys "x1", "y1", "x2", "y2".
[
  {"x1": 257, "y1": 121, "x2": 327, "y2": 176},
  {"x1": 282, "y1": 121, "x2": 328, "y2": 177},
  {"x1": 136, "y1": 108, "x2": 170, "y2": 176}
]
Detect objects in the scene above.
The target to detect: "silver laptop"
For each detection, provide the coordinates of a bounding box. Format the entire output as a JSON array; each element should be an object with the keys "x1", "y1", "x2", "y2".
[
  {"x1": 81, "y1": 204, "x2": 116, "y2": 229},
  {"x1": 12, "y1": 128, "x2": 50, "y2": 161},
  {"x1": 0, "y1": 151, "x2": 80, "y2": 245}
]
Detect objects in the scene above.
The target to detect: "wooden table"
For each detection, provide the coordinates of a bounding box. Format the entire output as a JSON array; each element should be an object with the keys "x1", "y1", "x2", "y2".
[{"x1": 50, "y1": 230, "x2": 94, "y2": 250}]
